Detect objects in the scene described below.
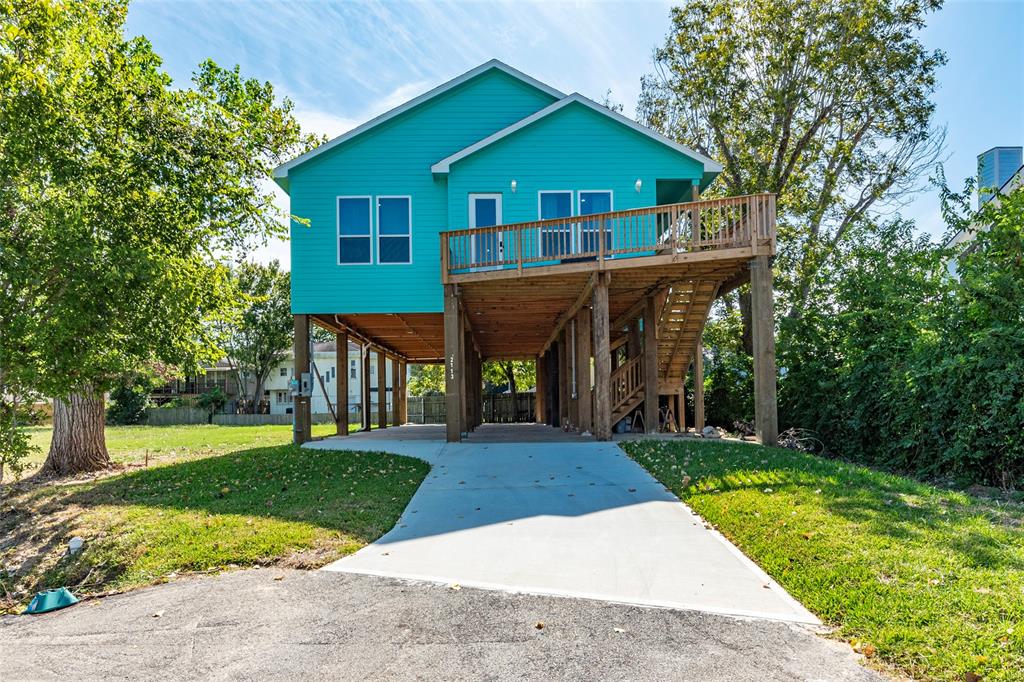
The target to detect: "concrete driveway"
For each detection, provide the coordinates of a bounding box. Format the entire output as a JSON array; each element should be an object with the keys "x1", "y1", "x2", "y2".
[{"x1": 311, "y1": 432, "x2": 817, "y2": 624}]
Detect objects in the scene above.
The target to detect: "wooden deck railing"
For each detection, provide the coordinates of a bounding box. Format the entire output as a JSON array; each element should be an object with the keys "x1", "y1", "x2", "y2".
[
  {"x1": 610, "y1": 355, "x2": 644, "y2": 415},
  {"x1": 441, "y1": 193, "x2": 776, "y2": 280}
]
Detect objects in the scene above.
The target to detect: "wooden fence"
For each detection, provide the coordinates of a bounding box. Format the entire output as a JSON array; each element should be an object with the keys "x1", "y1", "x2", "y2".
[
  {"x1": 144, "y1": 407, "x2": 209, "y2": 425},
  {"x1": 212, "y1": 413, "x2": 338, "y2": 426},
  {"x1": 145, "y1": 399, "x2": 534, "y2": 427},
  {"x1": 406, "y1": 394, "x2": 535, "y2": 424}
]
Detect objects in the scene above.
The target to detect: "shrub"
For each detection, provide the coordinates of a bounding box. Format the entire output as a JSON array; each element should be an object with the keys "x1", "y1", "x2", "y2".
[
  {"x1": 106, "y1": 377, "x2": 153, "y2": 425},
  {"x1": 775, "y1": 188, "x2": 1024, "y2": 488}
]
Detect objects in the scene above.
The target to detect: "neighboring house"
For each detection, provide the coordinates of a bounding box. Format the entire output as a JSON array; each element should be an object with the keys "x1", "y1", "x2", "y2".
[
  {"x1": 977, "y1": 146, "x2": 1022, "y2": 207},
  {"x1": 150, "y1": 360, "x2": 241, "y2": 408},
  {"x1": 946, "y1": 146, "x2": 1023, "y2": 277},
  {"x1": 275, "y1": 60, "x2": 780, "y2": 443},
  {"x1": 264, "y1": 341, "x2": 398, "y2": 416}
]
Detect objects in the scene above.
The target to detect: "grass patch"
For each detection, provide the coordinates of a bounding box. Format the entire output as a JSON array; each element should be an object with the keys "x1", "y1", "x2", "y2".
[
  {"x1": 622, "y1": 439, "x2": 1024, "y2": 682},
  {"x1": 2, "y1": 425, "x2": 428, "y2": 614},
  {"x1": 22, "y1": 422, "x2": 340, "y2": 471}
]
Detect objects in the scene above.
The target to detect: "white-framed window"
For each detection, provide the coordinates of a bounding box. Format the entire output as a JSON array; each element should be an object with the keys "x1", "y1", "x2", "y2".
[
  {"x1": 350, "y1": 359, "x2": 356, "y2": 379},
  {"x1": 538, "y1": 191, "x2": 573, "y2": 257},
  {"x1": 279, "y1": 367, "x2": 288, "y2": 377},
  {"x1": 337, "y1": 196, "x2": 372, "y2": 264},
  {"x1": 377, "y1": 196, "x2": 412, "y2": 264},
  {"x1": 578, "y1": 190, "x2": 613, "y2": 253}
]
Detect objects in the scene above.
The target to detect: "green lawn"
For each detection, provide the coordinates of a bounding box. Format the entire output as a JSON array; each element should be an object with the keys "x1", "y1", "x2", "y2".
[
  {"x1": 2, "y1": 424, "x2": 428, "y2": 614},
  {"x1": 23, "y1": 422, "x2": 341, "y2": 472},
  {"x1": 622, "y1": 439, "x2": 1024, "y2": 682}
]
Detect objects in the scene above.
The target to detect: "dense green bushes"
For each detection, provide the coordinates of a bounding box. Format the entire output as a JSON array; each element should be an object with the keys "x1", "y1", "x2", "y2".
[
  {"x1": 106, "y1": 377, "x2": 153, "y2": 425},
  {"x1": 774, "y1": 189, "x2": 1024, "y2": 487}
]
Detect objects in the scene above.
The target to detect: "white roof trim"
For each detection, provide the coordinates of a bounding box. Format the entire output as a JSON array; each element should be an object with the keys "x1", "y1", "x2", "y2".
[
  {"x1": 273, "y1": 60, "x2": 564, "y2": 182},
  {"x1": 431, "y1": 93, "x2": 723, "y2": 175}
]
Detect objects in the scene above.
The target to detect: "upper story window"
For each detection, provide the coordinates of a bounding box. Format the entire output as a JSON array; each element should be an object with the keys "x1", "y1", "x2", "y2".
[
  {"x1": 578, "y1": 190, "x2": 613, "y2": 252},
  {"x1": 378, "y1": 196, "x2": 412, "y2": 264},
  {"x1": 279, "y1": 367, "x2": 287, "y2": 377},
  {"x1": 338, "y1": 196, "x2": 372, "y2": 264},
  {"x1": 539, "y1": 191, "x2": 572, "y2": 257}
]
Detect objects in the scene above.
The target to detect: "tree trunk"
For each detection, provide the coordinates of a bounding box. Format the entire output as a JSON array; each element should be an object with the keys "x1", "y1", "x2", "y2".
[
  {"x1": 502, "y1": 363, "x2": 518, "y2": 399},
  {"x1": 42, "y1": 388, "x2": 110, "y2": 476},
  {"x1": 249, "y1": 374, "x2": 266, "y2": 414}
]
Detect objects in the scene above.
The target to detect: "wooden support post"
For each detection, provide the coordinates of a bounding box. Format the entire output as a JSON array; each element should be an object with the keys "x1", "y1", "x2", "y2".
[
  {"x1": 558, "y1": 330, "x2": 568, "y2": 429},
  {"x1": 336, "y1": 331, "x2": 348, "y2": 436},
  {"x1": 676, "y1": 390, "x2": 686, "y2": 433},
  {"x1": 694, "y1": 339, "x2": 705, "y2": 433},
  {"x1": 293, "y1": 315, "x2": 312, "y2": 444},
  {"x1": 361, "y1": 344, "x2": 371, "y2": 431},
  {"x1": 475, "y1": 353, "x2": 482, "y2": 428},
  {"x1": 534, "y1": 357, "x2": 546, "y2": 424},
  {"x1": 750, "y1": 255, "x2": 779, "y2": 445},
  {"x1": 692, "y1": 184, "x2": 702, "y2": 245},
  {"x1": 592, "y1": 273, "x2": 612, "y2": 440},
  {"x1": 627, "y1": 323, "x2": 641, "y2": 359},
  {"x1": 476, "y1": 353, "x2": 483, "y2": 427},
  {"x1": 466, "y1": 348, "x2": 476, "y2": 430},
  {"x1": 377, "y1": 351, "x2": 387, "y2": 429},
  {"x1": 397, "y1": 361, "x2": 407, "y2": 424},
  {"x1": 575, "y1": 307, "x2": 592, "y2": 434},
  {"x1": 461, "y1": 326, "x2": 471, "y2": 433},
  {"x1": 444, "y1": 284, "x2": 462, "y2": 442},
  {"x1": 643, "y1": 296, "x2": 659, "y2": 434},
  {"x1": 567, "y1": 323, "x2": 579, "y2": 429},
  {"x1": 390, "y1": 355, "x2": 400, "y2": 427}
]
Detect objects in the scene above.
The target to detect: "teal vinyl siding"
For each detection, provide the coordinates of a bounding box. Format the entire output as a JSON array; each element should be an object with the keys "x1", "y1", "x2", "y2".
[
  {"x1": 445, "y1": 102, "x2": 704, "y2": 234},
  {"x1": 288, "y1": 69, "x2": 557, "y2": 314}
]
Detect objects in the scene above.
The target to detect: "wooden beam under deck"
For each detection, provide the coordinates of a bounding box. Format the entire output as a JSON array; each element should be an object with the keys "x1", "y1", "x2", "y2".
[{"x1": 454, "y1": 257, "x2": 749, "y2": 361}]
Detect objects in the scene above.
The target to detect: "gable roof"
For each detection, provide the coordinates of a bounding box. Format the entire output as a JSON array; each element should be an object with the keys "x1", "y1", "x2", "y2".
[
  {"x1": 273, "y1": 60, "x2": 564, "y2": 190},
  {"x1": 430, "y1": 93, "x2": 723, "y2": 177}
]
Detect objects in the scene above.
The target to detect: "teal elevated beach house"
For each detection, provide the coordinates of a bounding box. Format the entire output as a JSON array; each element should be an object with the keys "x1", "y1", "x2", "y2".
[{"x1": 275, "y1": 60, "x2": 779, "y2": 444}]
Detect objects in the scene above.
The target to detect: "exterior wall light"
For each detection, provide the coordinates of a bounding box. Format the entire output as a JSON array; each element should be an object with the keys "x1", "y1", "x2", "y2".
[
  {"x1": 510, "y1": 179, "x2": 517, "y2": 193},
  {"x1": 635, "y1": 178, "x2": 642, "y2": 193}
]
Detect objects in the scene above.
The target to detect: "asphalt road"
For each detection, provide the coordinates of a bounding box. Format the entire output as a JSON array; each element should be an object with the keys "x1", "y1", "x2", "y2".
[{"x1": 1, "y1": 569, "x2": 881, "y2": 681}]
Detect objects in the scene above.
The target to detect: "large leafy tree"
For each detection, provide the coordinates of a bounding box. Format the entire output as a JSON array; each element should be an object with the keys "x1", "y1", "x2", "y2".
[
  {"x1": 221, "y1": 261, "x2": 292, "y2": 414},
  {"x1": 0, "y1": 0, "x2": 317, "y2": 475},
  {"x1": 408, "y1": 365, "x2": 444, "y2": 397},
  {"x1": 638, "y1": 0, "x2": 946, "y2": 331},
  {"x1": 482, "y1": 361, "x2": 535, "y2": 398}
]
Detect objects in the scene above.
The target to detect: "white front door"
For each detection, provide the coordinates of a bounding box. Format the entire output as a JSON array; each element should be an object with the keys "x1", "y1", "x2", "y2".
[{"x1": 469, "y1": 193, "x2": 503, "y2": 268}]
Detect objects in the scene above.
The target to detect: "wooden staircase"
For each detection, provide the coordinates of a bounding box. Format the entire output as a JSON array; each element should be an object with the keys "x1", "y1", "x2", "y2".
[
  {"x1": 656, "y1": 280, "x2": 720, "y2": 382},
  {"x1": 606, "y1": 282, "x2": 719, "y2": 428},
  {"x1": 610, "y1": 355, "x2": 645, "y2": 424}
]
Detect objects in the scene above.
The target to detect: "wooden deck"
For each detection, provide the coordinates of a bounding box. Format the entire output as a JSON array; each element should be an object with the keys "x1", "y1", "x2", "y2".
[{"x1": 441, "y1": 193, "x2": 775, "y2": 380}]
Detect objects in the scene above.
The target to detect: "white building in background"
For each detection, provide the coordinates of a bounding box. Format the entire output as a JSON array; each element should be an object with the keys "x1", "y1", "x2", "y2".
[
  {"x1": 264, "y1": 341, "x2": 399, "y2": 416},
  {"x1": 946, "y1": 147, "x2": 1023, "y2": 278}
]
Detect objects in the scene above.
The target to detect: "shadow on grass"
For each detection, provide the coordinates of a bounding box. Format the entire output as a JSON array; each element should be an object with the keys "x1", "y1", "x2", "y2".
[{"x1": 1, "y1": 445, "x2": 429, "y2": 608}]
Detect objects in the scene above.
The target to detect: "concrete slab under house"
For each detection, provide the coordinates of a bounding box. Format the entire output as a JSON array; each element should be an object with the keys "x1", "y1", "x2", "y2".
[{"x1": 274, "y1": 59, "x2": 779, "y2": 445}]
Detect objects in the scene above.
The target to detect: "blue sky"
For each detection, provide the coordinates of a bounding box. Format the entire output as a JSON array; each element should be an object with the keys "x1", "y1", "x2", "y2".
[{"x1": 126, "y1": 0, "x2": 1024, "y2": 268}]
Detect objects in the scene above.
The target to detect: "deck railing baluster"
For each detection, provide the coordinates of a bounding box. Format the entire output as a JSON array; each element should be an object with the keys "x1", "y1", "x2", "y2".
[{"x1": 440, "y1": 194, "x2": 775, "y2": 276}]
